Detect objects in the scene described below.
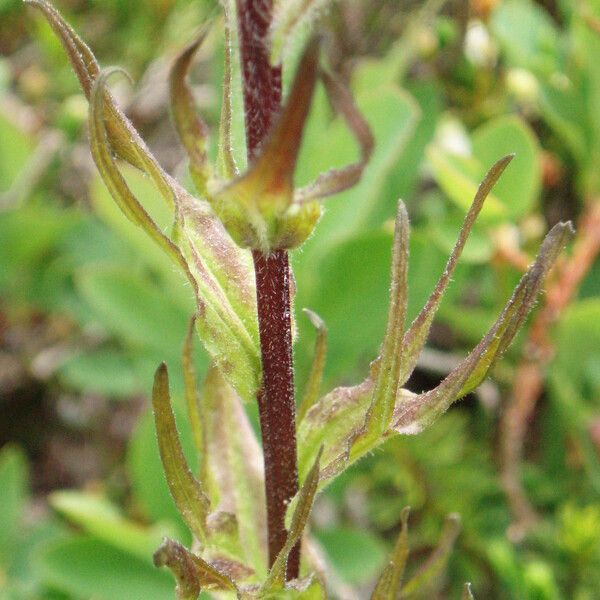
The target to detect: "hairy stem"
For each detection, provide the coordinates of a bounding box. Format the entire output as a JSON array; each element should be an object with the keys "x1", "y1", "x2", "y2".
[{"x1": 236, "y1": 0, "x2": 300, "y2": 578}]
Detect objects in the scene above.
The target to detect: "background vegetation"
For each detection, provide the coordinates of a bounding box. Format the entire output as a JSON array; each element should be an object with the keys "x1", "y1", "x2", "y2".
[{"x1": 1, "y1": 0, "x2": 600, "y2": 598}]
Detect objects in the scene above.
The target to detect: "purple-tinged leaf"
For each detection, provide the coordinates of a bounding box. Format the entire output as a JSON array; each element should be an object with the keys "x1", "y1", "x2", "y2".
[
  {"x1": 297, "y1": 309, "x2": 328, "y2": 423},
  {"x1": 152, "y1": 364, "x2": 210, "y2": 544},
  {"x1": 212, "y1": 39, "x2": 322, "y2": 250},
  {"x1": 169, "y1": 29, "x2": 213, "y2": 195},
  {"x1": 294, "y1": 70, "x2": 374, "y2": 204},
  {"x1": 370, "y1": 507, "x2": 410, "y2": 600},
  {"x1": 153, "y1": 538, "x2": 239, "y2": 598},
  {"x1": 392, "y1": 221, "x2": 574, "y2": 434},
  {"x1": 264, "y1": 447, "x2": 322, "y2": 591},
  {"x1": 400, "y1": 514, "x2": 461, "y2": 598},
  {"x1": 396, "y1": 155, "x2": 514, "y2": 388}
]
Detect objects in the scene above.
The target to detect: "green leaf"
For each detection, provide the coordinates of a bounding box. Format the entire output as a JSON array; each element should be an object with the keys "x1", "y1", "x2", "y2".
[
  {"x1": 127, "y1": 407, "x2": 193, "y2": 537},
  {"x1": 89, "y1": 165, "x2": 195, "y2": 315},
  {"x1": 0, "y1": 445, "x2": 29, "y2": 561},
  {"x1": 428, "y1": 116, "x2": 541, "y2": 222},
  {"x1": 38, "y1": 537, "x2": 175, "y2": 600},
  {"x1": 75, "y1": 266, "x2": 190, "y2": 361},
  {"x1": 400, "y1": 514, "x2": 461, "y2": 598},
  {"x1": 169, "y1": 29, "x2": 212, "y2": 195},
  {"x1": 552, "y1": 299, "x2": 600, "y2": 401},
  {"x1": 352, "y1": 202, "x2": 410, "y2": 452},
  {"x1": 201, "y1": 365, "x2": 268, "y2": 576},
  {"x1": 491, "y1": 0, "x2": 560, "y2": 76},
  {"x1": 371, "y1": 507, "x2": 410, "y2": 599},
  {"x1": 297, "y1": 309, "x2": 328, "y2": 423},
  {"x1": 49, "y1": 491, "x2": 173, "y2": 564},
  {"x1": 393, "y1": 222, "x2": 573, "y2": 434},
  {"x1": 58, "y1": 348, "x2": 143, "y2": 398},
  {"x1": 0, "y1": 113, "x2": 34, "y2": 192},
  {"x1": 297, "y1": 380, "x2": 373, "y2": 483},
  {"x1": 152, "y1": 364, "x2": 210, "y2": 543},
  {"x1": 316, "y1": 526, "x2": 387, "y2": 586},
  {"x1": 397, "y1": 155, "x2": 514, "y2": 390}
]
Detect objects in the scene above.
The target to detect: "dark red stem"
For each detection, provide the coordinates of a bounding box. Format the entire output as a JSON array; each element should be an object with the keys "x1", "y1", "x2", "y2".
[{"x1": 235, "y1": 0, "x2": 300, "y2": 579}]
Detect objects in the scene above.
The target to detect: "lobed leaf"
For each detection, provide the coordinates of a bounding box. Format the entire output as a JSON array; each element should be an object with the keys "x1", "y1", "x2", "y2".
[
  {"x1": 299, "y1": 207, "x2": 572, "y2": 488},
  {"x1": 169, "y1": 29, "x2": 213, "y2": 195},
  {"x1": 294, "y1": 69, "x2": 375, "y2": 204},
  {"x1": 154, "y1": 538, "x2": 239, "y2": 599},
  {"x1": 370, "y1": 507, "x2": 410, "y2": 600},
  {"x1": 395, "y1": 155, "x2": 514, "y2": 389},
  {"x1": 392, "y1": 221, "x2": 574, "y2": 434},
  {"x1": 264, "y1": 447, "x2": 323, "y2": 591},
  {"x1": 297, "y1": 309, "x2": 328, "y2": 422},
  {"x1": 152, "y1": 363, "x2": 210, "y2": 543}
]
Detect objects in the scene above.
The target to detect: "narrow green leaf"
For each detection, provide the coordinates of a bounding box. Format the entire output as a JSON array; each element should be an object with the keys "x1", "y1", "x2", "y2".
[
  {"x1": 153, "y1": 538, "x2": 239, "y2": 599},
  {"x1": 152, "y1": 363, "x2": 210, "y2": 543},
  {"x1": 297, "y1": 308, "x2": 328, "y2": 422},
  {"x1": 371, "y1": 507, "x2": 411, "y2": 600},
  {"x1": 400, "y1": 514, "x2": 461, "y2": 598},
  {"x1": 397, "y1": 155, "x2": 514, "y2": 388},
  {"x1": 264, "y1": 447, "x2": 323, "y2": 590},
  {"x1": 352, "y1": 201, "x2": 410, "y2": 456},
  {"x1": 393, "y1": 222, "x2": 574, "y2": 434},
  {"x1": 217, "y1": 0, "x2": 239, "y2": 179},
  {"x1": 201, "y1": 364, "x2": 268, "y2": 576},
  {"x1": 294, "y1": 69, "x2": 374, "y2": 204},
  {"x1": 182, "y1": 316, "x2": 205, "y2": 477},
  {"x1": 88, "y1": 69, "x2": 198, "y2": 290},
  {"x1": 169, "y1": 29, "x2": 213, "y2": 195}
]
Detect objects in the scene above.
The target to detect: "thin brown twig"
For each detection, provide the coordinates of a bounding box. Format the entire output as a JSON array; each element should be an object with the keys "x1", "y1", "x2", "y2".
[{"x1": 500, "y1": 200, "x2": 600, "y2": 539}]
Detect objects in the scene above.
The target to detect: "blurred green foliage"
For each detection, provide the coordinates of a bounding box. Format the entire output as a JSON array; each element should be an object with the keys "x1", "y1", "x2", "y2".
[{"x1": 1, "y1": 0, "x2": 600, "y2": 598}]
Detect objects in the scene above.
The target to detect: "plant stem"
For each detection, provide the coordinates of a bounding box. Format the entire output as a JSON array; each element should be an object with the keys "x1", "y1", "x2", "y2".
[{"x1": 235, "y1": 0, "x2": 300, "y2": 579}]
